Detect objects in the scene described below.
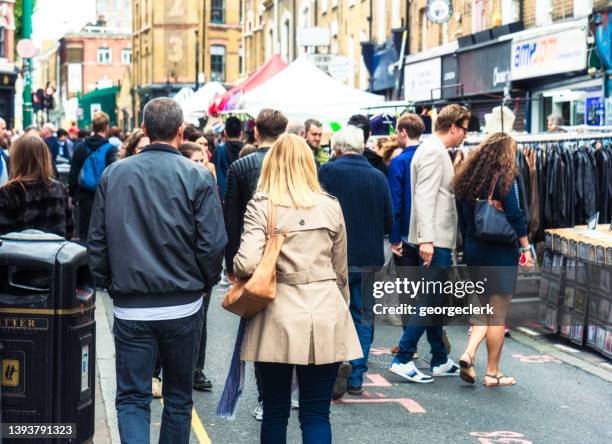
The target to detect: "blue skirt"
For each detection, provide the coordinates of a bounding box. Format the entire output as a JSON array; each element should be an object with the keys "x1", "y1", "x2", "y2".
[{"x1": 463, "y1": 235, "x2": 520, "y2": 296}]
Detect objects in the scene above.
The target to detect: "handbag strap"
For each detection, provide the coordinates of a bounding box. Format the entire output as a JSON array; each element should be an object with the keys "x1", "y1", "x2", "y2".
[
  {"x1": 266, "y1": 199, "x2": 276, "y2": 238},
  {"x1": 488, "y1": 173, "x2": 500, "y2": 201}
]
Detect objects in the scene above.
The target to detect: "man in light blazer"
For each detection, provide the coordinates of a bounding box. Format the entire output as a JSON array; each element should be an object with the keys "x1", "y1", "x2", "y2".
[{"x1": 389, "y1": 104, "x2": 471, "y2": 383}]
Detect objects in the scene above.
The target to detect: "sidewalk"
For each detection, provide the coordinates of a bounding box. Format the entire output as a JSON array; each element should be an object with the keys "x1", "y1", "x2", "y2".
[{"x1": 94, "y1": 291, "x2": 120, "y2": 444}]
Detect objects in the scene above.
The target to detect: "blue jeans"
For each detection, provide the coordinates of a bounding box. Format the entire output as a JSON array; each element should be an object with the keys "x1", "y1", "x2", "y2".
[
  {"x1": 255, "y1": 362, "x2": 340, "y2": 444},
  {"x1": 348, "y1": 272, "x2": 374, "y2": 387},
  {"x1": 113, "y1": 308, "x2": 203, "y2": 444},
  {"x1": 395, "y1": 247, "x2": 451, "y2": 368}
]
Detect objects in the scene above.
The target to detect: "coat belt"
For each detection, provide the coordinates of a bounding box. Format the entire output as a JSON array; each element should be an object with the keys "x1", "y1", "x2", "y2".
[{"x1": 276, "y1": 268, "x2": 337, "y2": 285}]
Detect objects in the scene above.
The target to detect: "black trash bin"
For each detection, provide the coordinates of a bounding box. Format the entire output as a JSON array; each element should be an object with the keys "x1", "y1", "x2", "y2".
[{"x1": 0, "y1": 231, "x2": 96, "y2": 444}]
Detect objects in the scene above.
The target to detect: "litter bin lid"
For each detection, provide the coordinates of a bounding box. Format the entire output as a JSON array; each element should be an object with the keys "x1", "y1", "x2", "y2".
[
  {"x1": 1, "y1": 230, "x2": 65, "y2": 242},
  {"x1": 0, "y1": 230, "x2": 69, "y2": 266}
]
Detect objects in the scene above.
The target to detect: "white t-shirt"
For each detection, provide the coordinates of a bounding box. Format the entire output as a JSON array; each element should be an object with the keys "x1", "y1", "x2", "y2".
[{"x1": 113, "y1": 297, "x2": 202, "y2": 321}]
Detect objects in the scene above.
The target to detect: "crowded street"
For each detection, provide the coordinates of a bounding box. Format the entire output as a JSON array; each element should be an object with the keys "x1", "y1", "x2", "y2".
[
  {"x1": 1, "y1": 1, "x2": 612, "y2": 444},
  {"x1": 93, "y1": 287, "x2": 612, "y2": 444}
]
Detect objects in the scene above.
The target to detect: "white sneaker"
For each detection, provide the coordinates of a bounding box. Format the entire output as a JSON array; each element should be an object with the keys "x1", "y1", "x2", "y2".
[
  {"x1": 252, "y1": 403, "x2": 263, "y2": 421},
  {"x1": 219, "y1": 274, "x2": 230, "y2": 287},
  {"x1": 152, "y1": 377, "x2": 162, "y2": 399},
  {"x1": 431, "y1": 359, "x2": 460, "y2": 377},
  {"x1": 389, "y1": 358, "x2": 434, "y2": 383}
]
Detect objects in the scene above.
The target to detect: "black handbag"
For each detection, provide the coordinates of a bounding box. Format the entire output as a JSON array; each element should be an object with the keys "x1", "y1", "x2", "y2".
[{"x1": 474, "y1": 174, "x2": 517, "y2": 244}]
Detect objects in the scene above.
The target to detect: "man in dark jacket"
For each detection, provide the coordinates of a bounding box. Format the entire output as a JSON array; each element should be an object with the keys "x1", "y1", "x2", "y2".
[
  {"x1": 213, "y1": 116, "x2": 244, "y2": 198},
  {"x1": 388, "y1": 113, "x2": 425, "y2": 265},
  {"x1": 88, "y1": 97, "x2": 227, "y2": 443},
  {"x1": 224, "y1": 108, "x2": 287, "y2": 278},
  {"x1": 348, "y1": 114, "x2": 387, "y2": 175},
  {"x1": 223, "y1": 108, "x2": 287, "y2": 421},
  {"x1": 68, "y1": 111, "x2": 117, "y2": 242},
  {"x1": 318, "y1": 125, "x2": 393, "y2": 396}
]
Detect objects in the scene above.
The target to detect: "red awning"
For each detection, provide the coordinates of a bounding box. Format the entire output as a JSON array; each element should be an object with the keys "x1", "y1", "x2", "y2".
[{"x1": 208, "y1": 55, "x2": 288, "y2": 116}]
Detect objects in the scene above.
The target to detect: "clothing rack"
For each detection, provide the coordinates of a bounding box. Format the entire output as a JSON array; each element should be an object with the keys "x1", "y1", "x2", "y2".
[{"x1": 463, "y1": 131, "x2": 612, "y2": 146}]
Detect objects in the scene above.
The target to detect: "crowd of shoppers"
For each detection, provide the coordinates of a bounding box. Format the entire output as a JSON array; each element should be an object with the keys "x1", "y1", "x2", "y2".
[{"x1": 0, "y1": 97, "x2": 534, "y2": 443}]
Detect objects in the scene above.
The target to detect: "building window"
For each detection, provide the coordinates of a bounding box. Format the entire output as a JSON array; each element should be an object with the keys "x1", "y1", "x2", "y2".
[
  {"x1": 211, "y1": 0, "x2": 225, "y2": 24},
  {"x1": 392, "y1": 0, "x2": 401, "y2": 28},
  {"x1": 574, "y1": 0, "x2": 593, "y2": 18},
  {"x1": 377, "y1": 0, "x2": 386, "y2": 43},
  {"x1": 0, "y1": 27, "x2": 5, "y2": 59},
  {"x1": 282, "y1": 18, "x2": 291, "y2": 62},
  {"x1": 501, "y1": 0, "x2": 520, "y2": 24},
  {"x1": 472, "y1": 0, "x2": 485, "y2": 33},
  {"x1": 536, "y1": 0, "x2": 552, "y2": 26},
  {"x1": 122, "y1": 48, "x2": 132, "y2": 64},
  {"x1": 97, "y1": 47, "x2": 112, "y2": 64},
  {"x1": 210, "y1": 45, "x2": 226, "y2": 82},
  {"x1": 419, "y1": 9, "x2": 427, "y2": 52}
]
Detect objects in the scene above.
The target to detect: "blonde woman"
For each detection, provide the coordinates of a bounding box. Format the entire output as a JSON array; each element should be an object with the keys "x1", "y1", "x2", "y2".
[{"x1": 233, "y1": 133, "x2": 362, "y2": 444}]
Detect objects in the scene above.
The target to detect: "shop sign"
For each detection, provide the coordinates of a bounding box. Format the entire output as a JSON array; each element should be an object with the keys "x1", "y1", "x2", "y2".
[
  {"x1": 404, "y1": 57, "x2": 441, "y2": 102},
  {"x1": 458, "y1": 42, "x2": 511, "y2": 95},
  {"x1": 511, "y1": 28, "x2": 587, "y2": 80}
]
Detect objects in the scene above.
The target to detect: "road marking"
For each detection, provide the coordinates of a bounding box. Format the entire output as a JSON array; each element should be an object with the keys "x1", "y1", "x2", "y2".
[
  {"x1": 369, "y1": 347, "x2": 392, "y2": 355},
  {"x1": 363, "y1": 373, "x2": 393, "y2": 387},
  {"x1": 334, "y1": 398, "x2": 426, "y2": 413},
  {"x1": 512, "y1": 353, "x2": 561, "y2": 363},
  {"x1": 600, "y1": 362, "x2": 612, "y2": 370},
  {"x1": 160, "y1": 399, "x2": 211, "y2": 443},
  {"x1": 553, "y1": 344, "x2": 580, "y2": 353},
  {"x1": 516, "y1": 327, "x2": 540, "y2": 336},
  {"x1": 470, "y1": 431, "x2": 532, "y2": 443},
  {"x1": 191, "y1": 407, "x2": 212, "y2": 444}
]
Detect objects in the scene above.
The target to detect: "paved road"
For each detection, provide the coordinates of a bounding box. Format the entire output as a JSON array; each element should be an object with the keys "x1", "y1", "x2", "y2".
[{"x1": 100, "y1": 287, "x2": 612, "y2": 444}]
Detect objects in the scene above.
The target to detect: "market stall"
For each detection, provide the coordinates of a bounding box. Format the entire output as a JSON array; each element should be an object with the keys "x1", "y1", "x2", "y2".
[
  {"x1": 539, "y1": 225, "x2": 612, "y2": 358},
  {"x1": 238, "y1": 56, "x2": 384, "y2": 129},
  {"x1": 181, "y1": 82, "x2": 227, "y2": 125},
  {"x1": 208, "y1": 55, "x2": 288, "y2": 116}
]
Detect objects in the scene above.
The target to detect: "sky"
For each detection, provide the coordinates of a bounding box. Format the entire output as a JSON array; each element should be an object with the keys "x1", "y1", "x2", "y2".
[{"x1": 32, "y1": 0, "x2": 96, "y2": 46}]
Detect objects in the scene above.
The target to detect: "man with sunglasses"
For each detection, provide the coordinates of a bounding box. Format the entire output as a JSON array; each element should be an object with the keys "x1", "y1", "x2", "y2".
[{"x1": 389, "y1": 104, "x2": 470, "y2": 383}]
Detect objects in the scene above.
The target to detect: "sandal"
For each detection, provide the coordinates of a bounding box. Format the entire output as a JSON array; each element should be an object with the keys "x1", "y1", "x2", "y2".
[
  {"x1": 458, "y1": 352, "x2": 475, "y2": 384},
  {"x1": 483, "y1": 374, "x2": 516, "y2": 387}
]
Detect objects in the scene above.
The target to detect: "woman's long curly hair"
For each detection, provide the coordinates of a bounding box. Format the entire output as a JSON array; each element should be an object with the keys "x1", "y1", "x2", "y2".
[{"x1": 454, "y1": 132, "x2": 517, "y2": 200}]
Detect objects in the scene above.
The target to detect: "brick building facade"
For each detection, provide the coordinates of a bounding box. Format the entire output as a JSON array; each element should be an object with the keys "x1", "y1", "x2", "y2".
[{"x1": 58, "y1": 25, "x2": 131, "y2": 101}]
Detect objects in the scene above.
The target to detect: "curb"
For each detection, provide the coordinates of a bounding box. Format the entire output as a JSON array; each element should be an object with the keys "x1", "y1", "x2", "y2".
[
  {"x1": 510, "y1": 329, "x2": 612, "y2": 383},
  {"x1": 96, "y1": 293, "x2": 120, "y2": 444}
]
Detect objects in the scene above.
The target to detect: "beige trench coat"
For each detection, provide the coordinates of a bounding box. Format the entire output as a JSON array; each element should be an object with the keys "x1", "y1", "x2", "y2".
[{"x1": 233, "y1": 192, "x2": 363, "y2": 365}]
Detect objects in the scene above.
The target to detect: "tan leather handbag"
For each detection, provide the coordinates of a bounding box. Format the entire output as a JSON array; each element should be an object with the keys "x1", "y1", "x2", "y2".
[{"x1": 222, "y1": 201, "x2": 286, "y2": 318}]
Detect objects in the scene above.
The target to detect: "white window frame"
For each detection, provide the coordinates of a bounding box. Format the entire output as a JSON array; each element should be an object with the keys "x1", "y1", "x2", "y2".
[
  {"x1": 501, "y1": 0, "x2": 520, "y2": 24},
  {"x1": 573, "y1": 0, "x2": 593, "y2": 18},
  {"x1": 536, "y1": 0, "x2": 553, "y2": 26},
  {"x1": 97, "y1": 47, "x2": 112, "y2": 64},
  {"x1": 121, "y1": 48, "x2": 132, "y2": 65},
  {"x1": 392, "y1": 0, "x2": 401, "y2": 28}
]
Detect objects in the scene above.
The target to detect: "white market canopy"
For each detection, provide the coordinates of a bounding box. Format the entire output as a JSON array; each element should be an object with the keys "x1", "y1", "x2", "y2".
[
  {"x1": 239, "y1": 56, "x2": 384, "y2": 127},
  {"x1": 173, "y1": 87, "x2": 194, "y2": 105},
  {"x1": 182, "y1": 82, "x2": 227, "y2": 125}
]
